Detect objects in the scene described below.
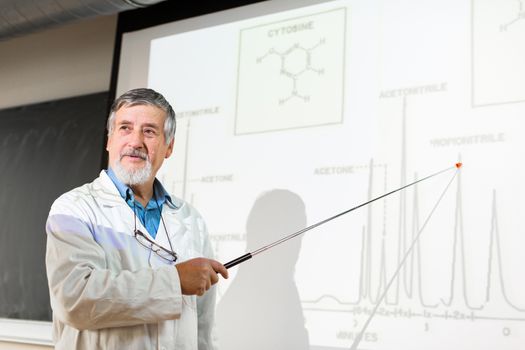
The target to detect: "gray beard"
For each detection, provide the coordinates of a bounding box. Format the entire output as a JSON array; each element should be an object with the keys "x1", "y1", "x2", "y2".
[{"x1": 112, "y1": 157, "x2": 153, "y2": 186}]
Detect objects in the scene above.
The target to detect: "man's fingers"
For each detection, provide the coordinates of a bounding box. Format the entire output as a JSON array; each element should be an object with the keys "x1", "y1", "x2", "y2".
[
  {"x1": 210, "y1": 260, "x2": 229, "y2": 279},
  {"x1": 210, "y1": 270, "x2": 219, "y2": 285}
]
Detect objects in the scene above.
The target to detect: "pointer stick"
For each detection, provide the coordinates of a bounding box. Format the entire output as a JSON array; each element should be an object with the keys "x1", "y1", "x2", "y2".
[{"x1": 223, "y1": 163, "x2": 462, "y2": 269}]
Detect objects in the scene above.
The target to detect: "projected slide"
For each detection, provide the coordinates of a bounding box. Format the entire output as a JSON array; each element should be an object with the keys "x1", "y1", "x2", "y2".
[{"x1": 116, "y1": 0, "x2": 525, "y2": 348}]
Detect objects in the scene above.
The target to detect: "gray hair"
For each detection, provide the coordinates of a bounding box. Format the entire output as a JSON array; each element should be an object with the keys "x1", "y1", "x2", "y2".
[{"x1": 107, "y1": 88, "x2": 176, "y2": 144}]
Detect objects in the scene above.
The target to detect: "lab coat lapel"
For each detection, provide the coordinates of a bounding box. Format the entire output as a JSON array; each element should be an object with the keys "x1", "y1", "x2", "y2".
[{"x1": 95, "y1": 170, "x2": 138, "y2": 236}]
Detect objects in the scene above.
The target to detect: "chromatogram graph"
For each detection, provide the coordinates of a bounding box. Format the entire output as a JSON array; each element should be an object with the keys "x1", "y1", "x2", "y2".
[
  {"x1": 299, "y1": 92, "x2": 524, "y2": 320},
  {"x1": 301, "y1": 168, "x2": 524, "y2": 319}
]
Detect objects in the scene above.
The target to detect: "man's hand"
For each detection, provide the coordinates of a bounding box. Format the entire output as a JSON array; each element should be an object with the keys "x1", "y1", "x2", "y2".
[{"x1": 175, "y1": 258, "x2": 229, "y2": 296}]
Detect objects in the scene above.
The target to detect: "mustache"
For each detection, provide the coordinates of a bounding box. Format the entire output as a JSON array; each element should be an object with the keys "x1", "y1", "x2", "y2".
[{"x1": 120, "y1": 149, "x2": 148, "y2": 160}]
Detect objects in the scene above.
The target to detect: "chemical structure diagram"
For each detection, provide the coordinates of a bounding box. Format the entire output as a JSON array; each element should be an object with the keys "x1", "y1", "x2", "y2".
[
  {"x1": 500, "y1": 0, "x2": 525, "y2": 31},
  {"x1": 256, "y1": 38, "x2": 326, "y2": 105}
]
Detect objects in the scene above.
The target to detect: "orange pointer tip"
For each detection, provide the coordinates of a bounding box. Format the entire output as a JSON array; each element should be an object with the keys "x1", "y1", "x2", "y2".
[{"x1": 455, "y1": 162, "x2": 462, "y2": 169}]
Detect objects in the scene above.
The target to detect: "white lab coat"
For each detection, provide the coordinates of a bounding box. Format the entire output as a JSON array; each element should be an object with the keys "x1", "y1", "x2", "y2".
[{"x1": 45, "y1": 171, "x2": 217, "y2": 350}]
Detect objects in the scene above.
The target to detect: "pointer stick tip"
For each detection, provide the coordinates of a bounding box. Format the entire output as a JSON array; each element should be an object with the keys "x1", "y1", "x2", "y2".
[{"x1": 455, "y1": 162, "x2": 462, "y2": 169}]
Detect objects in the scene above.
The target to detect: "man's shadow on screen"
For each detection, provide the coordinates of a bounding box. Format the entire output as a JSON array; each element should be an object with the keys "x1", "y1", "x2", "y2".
[{"x1": 216, "y1": 189, "x2": 310, "y2": 350}]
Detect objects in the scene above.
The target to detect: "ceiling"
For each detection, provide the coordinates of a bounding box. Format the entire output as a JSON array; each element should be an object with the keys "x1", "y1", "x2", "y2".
[{"x1": 0, "y1": 0, "x2": 167, "y2": 41}]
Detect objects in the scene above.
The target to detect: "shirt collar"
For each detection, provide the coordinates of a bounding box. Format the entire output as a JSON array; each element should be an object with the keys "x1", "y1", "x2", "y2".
[{"x1": 105, "y1": 168, "x2": 175, "y2": 207}]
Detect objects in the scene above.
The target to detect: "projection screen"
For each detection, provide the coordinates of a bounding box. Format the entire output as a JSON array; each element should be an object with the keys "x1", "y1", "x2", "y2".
[{"x1": 116, "y1": 0, "x2": 525, "y2": 348}]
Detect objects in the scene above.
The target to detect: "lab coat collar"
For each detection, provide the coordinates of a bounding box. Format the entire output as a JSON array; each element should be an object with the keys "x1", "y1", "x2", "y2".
[{"x1": 95, "y1": 171, "x2": 186, "y2": 250}]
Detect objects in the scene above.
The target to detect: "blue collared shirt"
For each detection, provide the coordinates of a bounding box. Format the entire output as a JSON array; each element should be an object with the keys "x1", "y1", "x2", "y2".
[{"x1": 106, "y1": 168, "x2": 172, "y2": 239}]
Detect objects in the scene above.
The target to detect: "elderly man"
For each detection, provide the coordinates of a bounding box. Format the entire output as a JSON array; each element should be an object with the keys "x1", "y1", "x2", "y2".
[{"x1": 46, "y1": 88, "x2": 228, "y2": 349}]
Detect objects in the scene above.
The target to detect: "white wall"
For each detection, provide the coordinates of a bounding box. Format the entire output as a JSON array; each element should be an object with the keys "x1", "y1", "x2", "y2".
[
  {"x1": 0, "y1": 14, "x2": 117, "y2": 348},
  {"x1": 0, "y1": 342, "x2": 52, "y2": 350},
  {"x1": 0, "y1": 14, "x2": 117, "y2": 110}
]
